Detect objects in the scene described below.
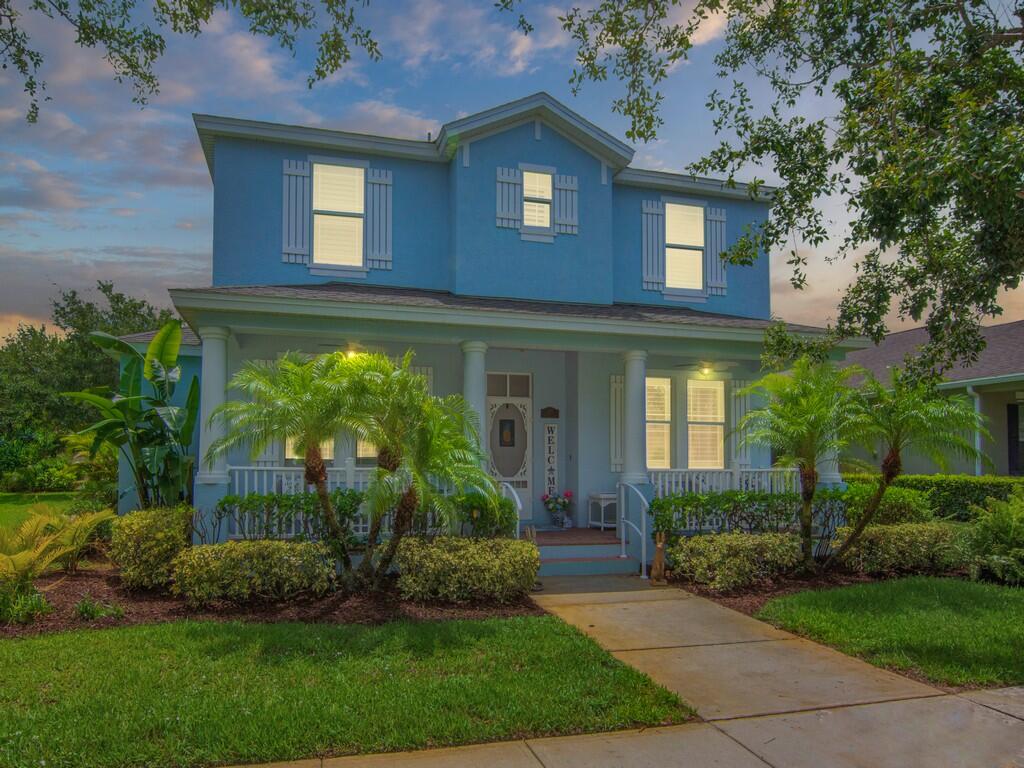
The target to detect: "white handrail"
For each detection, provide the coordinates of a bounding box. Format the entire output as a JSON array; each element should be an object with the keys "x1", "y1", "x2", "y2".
[
  {"x1": 617, "y1": 481, "x2": 649, "y2": 580},
  {"x1": 499, "y1": 482, "x2": 524, "y2": 539}
]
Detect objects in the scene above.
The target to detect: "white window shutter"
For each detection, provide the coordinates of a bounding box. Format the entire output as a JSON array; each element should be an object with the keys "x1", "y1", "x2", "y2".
[
  {"x1": 553, "y1": 174, "x2": 578, "y2": 234},
  {"x1": 282, "y1": 160, "x2": 311, "y2": 264},
  {"x1": 642, "y1": 200, "x2": 665, "y2": 290},
  {"x1": 496, "y1": 167, "x2": 522, "y2": 228},
  {"x1": 610, "y1": 374, "x2": 624, "y2": 472},
  {"x1": 410, "y1": 365, "x2": 434, "y2": 394},
  {"x1": 729, "y1": 379, "x2": 752, "y2": 466},
  {"x1": 249, "y1": 360, "x2": 284, "y2": 466},
  {"x1": 366, "y1": 168, "x2": 393, "y2": 270},
  {"x1": 707, "y1": 206, "x2": 727, "y2": 295}
]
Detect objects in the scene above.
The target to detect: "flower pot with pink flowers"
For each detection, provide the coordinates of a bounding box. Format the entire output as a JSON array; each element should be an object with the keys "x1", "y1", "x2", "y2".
[{"x1": 541, "y1": 490, "x2": 573, "y2": 529}]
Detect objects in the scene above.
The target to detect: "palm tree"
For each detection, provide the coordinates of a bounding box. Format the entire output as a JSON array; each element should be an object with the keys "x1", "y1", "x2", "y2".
[
  {"x1": 339, "y1": 352, "x2": 495, "y2": 588},
  {"x1": 206, "y1": 353, "x2": 355, "y2": 568},
  {"x1": 824, "y1": 369, "x2": 989, "y2": 568},
  {"x1": 740, "y1": 356, "x2": 868, "y2": 568}
]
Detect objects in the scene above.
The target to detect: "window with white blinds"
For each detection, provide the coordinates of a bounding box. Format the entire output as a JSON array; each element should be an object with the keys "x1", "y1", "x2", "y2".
[
  {"x1": 522, "y1": 170, "x2": 552, "y2": 229},
  {"x1": 665, "y1": 202, "x2": 704, "y2": 290},
  {"x1": 312, "y1": 163, "x2": 364, "y2": 267},
  {"x1": 687, "y1": 379, "x2": 724, "y2": 469},
  {"x1": 356, "y1": 439, "x2": 377, "y2": 466},
  {"x1": 646, "y1": 377, "x2": 672, "y2": 469},
  {"x1": 285, "y1": 437, "x2": 335, "y2": 463}
]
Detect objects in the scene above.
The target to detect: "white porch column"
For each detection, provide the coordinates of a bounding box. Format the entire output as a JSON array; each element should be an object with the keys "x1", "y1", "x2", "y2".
[
  {"x1": 818, "y1": 448, "x2": 843, "y2": 487},
  {"x1": 621, "y1": 350, "x2": 648, "y2": 485},
  {"x1": 461, "y1": 341, "x2": 488, "y2": 445},
  {"x1": 197, "y1": 326, "x2": 230, "y2": 484},
  {"x1": 967, "y1": 385, "x2": 984, "y2": 476}
]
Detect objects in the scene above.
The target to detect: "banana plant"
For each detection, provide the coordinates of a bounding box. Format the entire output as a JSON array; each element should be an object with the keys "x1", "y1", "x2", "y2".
[{"x1": 64, "y1": 320, "x2": 199, "y2": 508}]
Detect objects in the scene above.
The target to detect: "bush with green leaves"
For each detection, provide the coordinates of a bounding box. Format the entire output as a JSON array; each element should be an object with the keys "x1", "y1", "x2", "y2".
[
  {"x1": 968, "y1": 488, "x2": 1024, "y2": 586},
  {"x1": 668, "y1": 532, "x2": 802, "y2": 591},
  {"x1": 845, "y1": 474, "x2": 1024, "y2": 521},
  {"x1": 110, "y1": 506, "x2": 193, "y2": 590},
  {"x1": 650, "y1": 491, "x2": 799, "y2": 537},
  {"x1": 841, "y1": 483, "x2": 933, "y2": 527},
  {"x1": 1, "y1": 589, "x2": 51, "y2": 625},
  {"x1": 834, "y1": 522, "x2": 971, "y2": 575},
  {"x1": 395, "y1": 537, "x2": 539, "y2": 604},
  {"x1": 73, "y1": 594, "x2": 124, "y2": 621},
  {"x1": 172, "y1": 540, "x2": 333, "y2": 607},
  {"x1": 453, "y1": 492, "x2": 518, "y2": 538}
]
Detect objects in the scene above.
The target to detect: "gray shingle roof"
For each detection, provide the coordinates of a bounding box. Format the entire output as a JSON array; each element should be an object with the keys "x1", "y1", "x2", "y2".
[
  {"x1": 120, "y1": 327, "x2": 200, "y2": 346},
  {"x1": 845, "y1": 320, "x2": 1024, "y2": 383},
  {"x1": 169, "y1": 282, "x2": 827, "y2": 335}
]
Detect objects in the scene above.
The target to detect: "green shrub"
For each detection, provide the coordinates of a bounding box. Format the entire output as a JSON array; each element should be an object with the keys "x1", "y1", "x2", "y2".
[
  {"x1": 453, "y1": 492, "x2": 518, "y2": 538},
  {"x1": 845, "y1": 474, "x2": 1024, "y2": 521},
  {"x1": 835, "y1": 522, "x2": 971, "y2": 575},
  {"x1": 968, "y1": 487, "x2": 1024, "y2": 585},
  {"x1": 650, "y1": 491, "x2": 800, "y2": 537},
  {"x1": 172, "y1": 540, "x2": 333, "y2": 606},
  {"x1": 213, "y1": 489, "x2": 362, "y2": 545},
  {"x1": 0, "y1": 589, "x2": 51, "y2": 625},
  {"x1": 395, "y1": 537, "x2": 539, "y2": 603},
  {"x1": 842, "y1": 483, "x2": 933, "y2": 526},
  {"x1": 110, "y1": 506, "x2": 193, "y2": 590},
  {"x1": 668, "y1": 532, "x2": 802, "y2": 591},
  {"x1": 73, "y1": 594, "x2": 124, "y2": 621}
]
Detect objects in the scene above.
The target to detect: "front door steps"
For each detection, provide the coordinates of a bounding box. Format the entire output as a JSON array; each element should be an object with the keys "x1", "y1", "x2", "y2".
[{"x1": 530, "y1": 528, "x2": 639, "y2": 577}]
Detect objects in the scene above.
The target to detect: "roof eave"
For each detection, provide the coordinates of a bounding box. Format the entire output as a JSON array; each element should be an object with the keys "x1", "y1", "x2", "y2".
[{"x1": 615, "y1": 167, "x2": 777, "y2": 203}]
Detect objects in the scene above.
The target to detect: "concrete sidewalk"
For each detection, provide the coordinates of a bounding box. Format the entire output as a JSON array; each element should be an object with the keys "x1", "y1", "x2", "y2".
[{"x1": 248, "y1": 576, "x2": 1024, "y2": 768}]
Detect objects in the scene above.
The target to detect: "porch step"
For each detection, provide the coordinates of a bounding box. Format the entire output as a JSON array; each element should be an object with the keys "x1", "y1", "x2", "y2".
[{"x1": 539, "y1": 554, "x2": 640, "y2": 577}]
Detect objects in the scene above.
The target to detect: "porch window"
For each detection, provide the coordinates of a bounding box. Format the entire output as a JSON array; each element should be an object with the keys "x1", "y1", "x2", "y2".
[
  {"x1": 356, "y1": 439, "x2": 377, "y2": 467},
  {"x1": 665, "y1": 203, "x2": 704, "y2": 291},
  {"x1": 687, "y1": 379, "x2": 724, "y2": 469},
  {"x1": 285, "y1": 437, "x2": 335, "y2": 464},
  {"x1": 312, "y1": 163, "x2": 364, "y2": 268},
  {"x1": 645, "y1": 377, "x2": 672, "y2": 469},
  {"x1": 522, "y1": 170, "x2": 552, "y2": 230}
]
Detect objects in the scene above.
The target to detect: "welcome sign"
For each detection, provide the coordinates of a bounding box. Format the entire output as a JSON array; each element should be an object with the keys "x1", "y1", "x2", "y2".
[{"x1": 544, "y1": 423, "x2": 558, "y2": 497}]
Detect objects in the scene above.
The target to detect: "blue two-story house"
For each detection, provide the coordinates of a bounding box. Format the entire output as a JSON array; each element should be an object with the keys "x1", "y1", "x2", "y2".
[{"x1": 127, "y1": 93, "x2": 851, "y2": 574}]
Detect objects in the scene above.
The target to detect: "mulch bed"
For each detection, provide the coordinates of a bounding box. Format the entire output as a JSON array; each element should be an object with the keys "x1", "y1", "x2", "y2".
[
  {"x1": 677, "y1": 570, "x2": 880, "y2": 616},
  {"x1": 2, "y1": 564, "x2": 545, "y2": 639}
]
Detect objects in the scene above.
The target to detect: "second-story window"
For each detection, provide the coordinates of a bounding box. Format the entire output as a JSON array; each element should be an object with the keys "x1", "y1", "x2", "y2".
[
  {"x1": 313, "y1": 163, "x2": 364, "y2": 268},
  {"x1": 665, "y1": 202, "x2": 704, "y2": 291},
  {"x1": 522, "y1": 170, "x2": 552, "y2": 229}
]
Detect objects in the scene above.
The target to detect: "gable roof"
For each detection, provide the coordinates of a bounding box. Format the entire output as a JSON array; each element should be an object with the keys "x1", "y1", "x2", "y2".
[
  {"x1": 845, "y1": 319, "x2": 1024, "y2": 386},
  {"x1": 435, "y1": 92, "x2": 634, "y2": 168}
]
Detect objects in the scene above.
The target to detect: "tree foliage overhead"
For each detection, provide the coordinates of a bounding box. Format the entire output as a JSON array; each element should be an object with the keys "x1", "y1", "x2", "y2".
[
  {"x1": 0, "y1": 0, "x2": 381, "y2": 121},
  {"x1": 504, "y1": 0, "x2": 1024, "y2": 377}
]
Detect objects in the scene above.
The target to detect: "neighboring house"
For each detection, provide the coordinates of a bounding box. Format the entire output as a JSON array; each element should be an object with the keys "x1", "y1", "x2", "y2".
[
  {"x1": 845, "y1": 320, "x2": 1024, "y2": 476},
  {"x1": 121, "y1": 93, "x2": 858, "y2": 573}
]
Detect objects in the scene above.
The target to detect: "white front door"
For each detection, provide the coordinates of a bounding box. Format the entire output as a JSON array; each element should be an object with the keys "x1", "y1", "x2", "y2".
[{"x1": 486, "y1": 372, "x2": 532, "y2": 521}]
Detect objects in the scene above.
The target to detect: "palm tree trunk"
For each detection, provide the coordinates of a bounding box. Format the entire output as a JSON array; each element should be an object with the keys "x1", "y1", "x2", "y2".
[
  {"x1": 357, "y1": 447, "x2": 401, "y2": 583},
  {"x1": 824, "y1": 448, "x2": 902, "y2": 570},
  {"x1": 372, "y1": 485, "x2": 418, "y2": 590},
  {"x1": 305, "y1": 445, "x2": 351, "y2": 571},
  {"x1": 798, "y1": 465, "x2": 818, "y2": 570}
]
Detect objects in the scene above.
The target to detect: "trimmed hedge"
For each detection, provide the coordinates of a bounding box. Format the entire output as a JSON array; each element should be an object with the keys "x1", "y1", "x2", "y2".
[
  {"x1": 845, "y1": 474, "x2": 1024, "y2": 521},
  {"x1": 835, "y1": 522, "x2": 971, "y2": 575},
  {"x1": 669, "y1": 532, "x2": 802, "y2": 591},
  {"x1": 110, "y1": 506, "x2": 193, "y2": 590},
  {"x1": 172, "y1": 540, "x2": 333, "y2": 606},
  {"x1": 395, "y1": 537, "x2": 539, "y2": 603},
  {"x1": 968, "y1": 487, "x2": 1024, "y2": 585},
  {"x1": 841, "y1": 483, "x2": 933, "y2": 526},
  {"x1": 453, "y1": 492, "x2": 518, "y2": 538}
]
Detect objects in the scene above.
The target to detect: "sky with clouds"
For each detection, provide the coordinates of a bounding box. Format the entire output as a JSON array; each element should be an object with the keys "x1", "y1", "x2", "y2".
[{"x1": 1, "y1": 0, "x2": 1021, "y2": 338}]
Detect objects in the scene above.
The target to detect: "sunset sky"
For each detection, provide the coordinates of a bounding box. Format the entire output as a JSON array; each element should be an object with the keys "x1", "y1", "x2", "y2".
[{"x1": 2, "y1": 0, "x2": 1021, "y2": 338}]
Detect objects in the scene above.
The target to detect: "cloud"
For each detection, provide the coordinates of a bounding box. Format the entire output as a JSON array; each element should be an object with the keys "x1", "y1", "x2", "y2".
[
  {"x1": 340, "y1": 101, "x2": 440, "y2": 139},
  {"x1": 0, "y1": 153, "x2": 98, "y2": 211},
  {"x1": 667, "y1": 1, "x2": 729, "y2": 46},
  {"x1": 0, "y1": 243, "x2": 210, "y2": 329}
]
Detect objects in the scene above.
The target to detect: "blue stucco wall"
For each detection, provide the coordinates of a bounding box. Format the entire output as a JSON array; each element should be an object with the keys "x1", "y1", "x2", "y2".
[
  {"x1": 611, "y1": 183, "x2": 772, "y2": 319},
  {"x1": 450, "y1": 122, "x2": 614, "y2": 305},
  {"x1": 211, "y1": 137, "x2": 452, "y2": 290}
]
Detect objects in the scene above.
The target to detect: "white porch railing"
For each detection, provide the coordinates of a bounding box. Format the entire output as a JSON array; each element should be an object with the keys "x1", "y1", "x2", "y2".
[
  {"x1": 617, "y1": 481, "x2": 648, "y2": 579},
  {"x1": 228, "y1": 459, "x2": 374, "y2": 497},
  {"x1": 649, "y1": 467, "x2": 799, "y2": 497}
]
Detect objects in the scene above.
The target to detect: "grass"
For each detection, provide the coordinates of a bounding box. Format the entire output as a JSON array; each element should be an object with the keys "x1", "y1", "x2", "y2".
[
  {"x1": 0, "y1": 616, "x2": 690, "y2": 768},
  {"x1": 757, "y1": 576, "x2": 1024, "y2": 687},
  {"x1": 0, "y1": 491, "x2": 79, "y2": 529}
]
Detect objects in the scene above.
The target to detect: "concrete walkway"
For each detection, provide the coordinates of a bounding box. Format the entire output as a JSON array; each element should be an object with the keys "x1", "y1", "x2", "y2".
[{"x1": 247, "y1": 575, "x2": 1024, "y2": 768}]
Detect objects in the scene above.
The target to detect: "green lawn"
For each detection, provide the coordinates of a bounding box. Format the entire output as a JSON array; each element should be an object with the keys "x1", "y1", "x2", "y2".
[
  {"x1": 0, "y1": 616, "x2": 690, "y2": 768},
  {"x1": 758, "y1": 576, "x2": 1024, "y2": 687},
  {"x1": 0, "y1": 491, "x2": 79, "y2": 529}
]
